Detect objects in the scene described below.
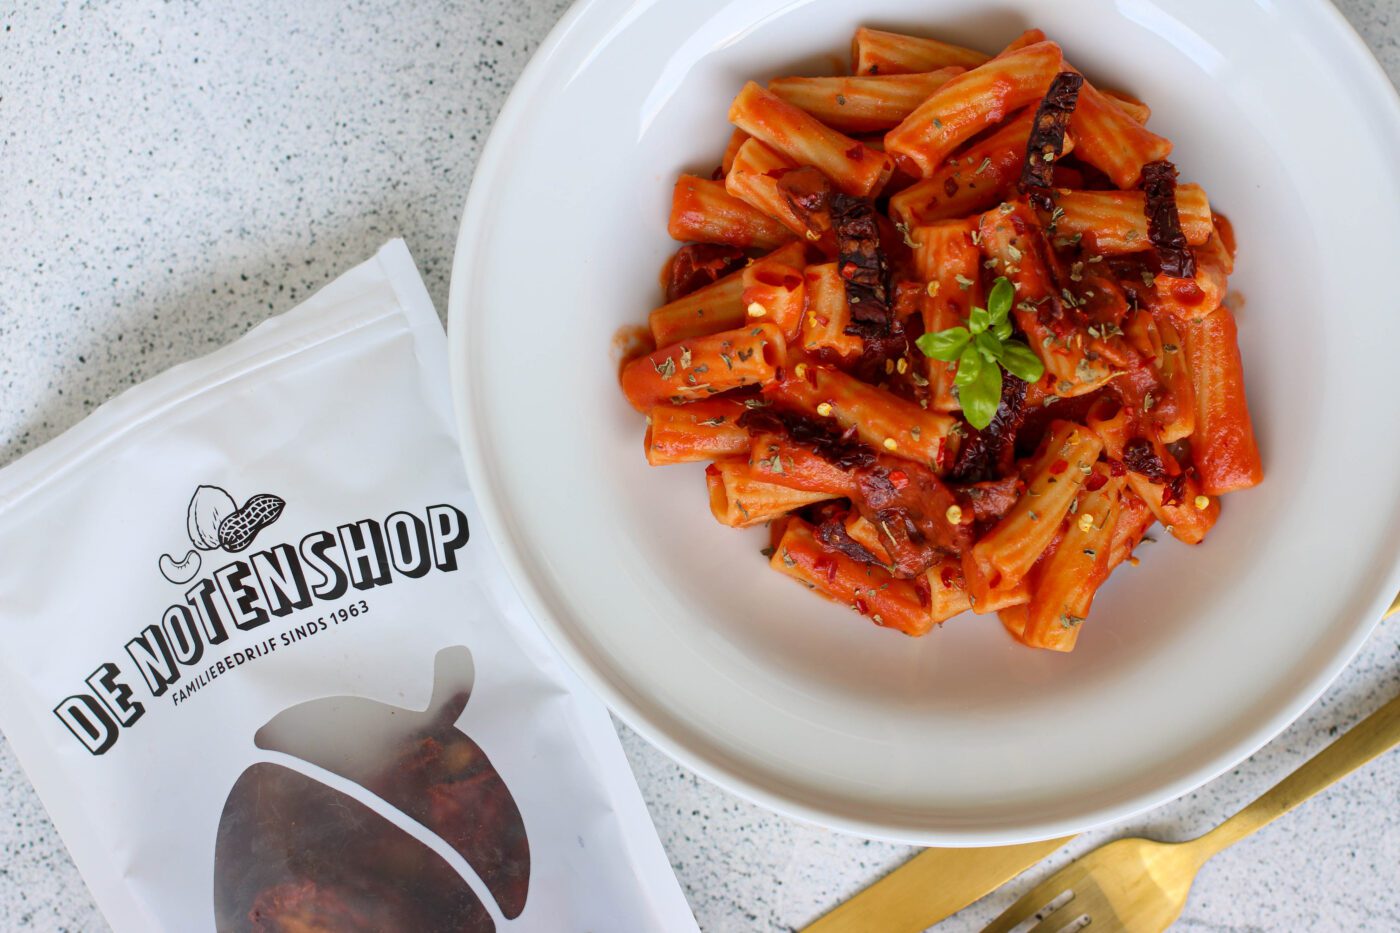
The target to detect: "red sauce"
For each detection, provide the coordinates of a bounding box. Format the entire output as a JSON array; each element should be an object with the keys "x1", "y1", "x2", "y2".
[
  {"x1": 913, "y1": 576, "x2": 932, "y2": 609},
  {"x1": 892, "y1": 152, "x2": 920, "y2": 178},
  {"x1": 1212, "y1": 211, "x2": 1237, "y2": 259},
  {"x1": 611, "y1": 325, "x2": 655, "y2": 381}
]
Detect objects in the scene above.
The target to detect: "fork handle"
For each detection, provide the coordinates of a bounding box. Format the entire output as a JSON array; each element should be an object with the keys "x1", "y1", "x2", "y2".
[{"x1": 1189, "y1": 689, "x2": 1400, "y2": 861}]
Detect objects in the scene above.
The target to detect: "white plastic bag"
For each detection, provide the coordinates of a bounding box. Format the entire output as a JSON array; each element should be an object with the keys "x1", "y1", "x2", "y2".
[{"x1": 0, "y1": 240, "x2": 696, "y2": 932}]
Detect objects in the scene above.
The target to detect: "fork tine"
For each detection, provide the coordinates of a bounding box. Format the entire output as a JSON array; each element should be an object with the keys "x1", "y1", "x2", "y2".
[
  {"x1": 1048, "y1": 914, "x2": 1092, "y2": 933},
  {"x1": 1018, "y1": 890, "x2": 1078, "y2": 933},
  {"x1": 1023, "y1": 891, "x2": 1079, "y2": 933},
  {"x1": 981, "y1": 879, "x2": 1077, "y2": 933}
]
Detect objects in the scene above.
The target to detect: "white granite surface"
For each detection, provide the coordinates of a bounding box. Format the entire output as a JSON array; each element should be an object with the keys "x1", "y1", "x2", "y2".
[{"x1": 1, "y1": 1, "x2": 1398, "y2": 930}]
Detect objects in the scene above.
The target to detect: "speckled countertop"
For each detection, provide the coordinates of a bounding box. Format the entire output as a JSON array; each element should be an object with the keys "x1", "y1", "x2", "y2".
[{"x1": 2, "y1": 2, "x2": 1398, "y2": 930}]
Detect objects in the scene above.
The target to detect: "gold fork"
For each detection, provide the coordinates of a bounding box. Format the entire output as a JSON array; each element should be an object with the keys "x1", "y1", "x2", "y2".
[{"x1": 983, "y1": 685, "x2": 1400, "y2": 933}]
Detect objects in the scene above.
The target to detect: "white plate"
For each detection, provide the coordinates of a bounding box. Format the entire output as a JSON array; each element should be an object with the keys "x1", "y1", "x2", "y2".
[{"x1": 448, "y1": 0, "x2": 1400, "y2": 844}]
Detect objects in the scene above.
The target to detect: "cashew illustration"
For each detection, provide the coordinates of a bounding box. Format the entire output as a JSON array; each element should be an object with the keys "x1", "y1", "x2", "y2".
[{"x1": 159, "y1": 549, "x2": 202, "y2": 585}]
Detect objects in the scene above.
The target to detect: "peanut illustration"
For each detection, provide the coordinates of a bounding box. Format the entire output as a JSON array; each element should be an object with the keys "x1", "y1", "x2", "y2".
[
  {"x1": 187, "y1": 485, "x2": 237, "y2": 551},
  {"x1": 158, "y1": 549, "x2": 202, "y2": 585},
  {"x1": 218, "y1": 494, "x2": 286, "y2": 552}
]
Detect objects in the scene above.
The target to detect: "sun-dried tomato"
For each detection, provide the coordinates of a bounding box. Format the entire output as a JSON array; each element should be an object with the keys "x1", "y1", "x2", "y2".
[
  {"x1": 1122, "y1": 437, "x2": 1186, "y2": 505},
  {"x1": 949, "y1": 374, "x2": 1029, "y2": 483},
  {"x1": 831, "y1": 192, "x2": 889, "y2": 317},
  {"x1": 738, "y1": 408, "x2": 875, "y2": 471},
  {"x1": 1142, "y1": 160, "x2": 1196, "y2": 278},
  {"x1": 664, "y1": 244, "x2": 747, "y2": 302},
  {"x1": 816, "y1": 519, "x2": 881, "y2": 565}
]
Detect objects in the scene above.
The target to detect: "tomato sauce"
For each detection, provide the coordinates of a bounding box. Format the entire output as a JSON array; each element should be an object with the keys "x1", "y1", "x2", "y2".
[{"x1": 611, "y1": 325, "x2": 655, "y2": 381}]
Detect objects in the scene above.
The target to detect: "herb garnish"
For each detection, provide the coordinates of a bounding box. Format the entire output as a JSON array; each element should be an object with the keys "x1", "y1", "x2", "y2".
[{"x1": 914, "y1": 276, "x2": 1045, "y2": 430}]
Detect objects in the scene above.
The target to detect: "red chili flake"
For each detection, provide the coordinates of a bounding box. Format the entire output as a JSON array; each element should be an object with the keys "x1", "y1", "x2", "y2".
[
  {"x1": 1085, "y1": 472, "x2": 1109, "y2": 491},
  {"x1": 1108, "y1": 459, "x2": 1127, "y2": 477},
  {"x1": 1049, "y1": 459, "x2": 1069, "y2": 475},
  {"x1": 1171, "y1": 281, "x2": 1205, "y2": 305},
  {"x1": 845, "y1": 144, "x2": 865, "y2": 161},
  {"x1": 854, "y1": 596, "x2": 871, "y2": 615},
  {"x1": 888, "y1": 469, "x2": 909, "y2": 490},
  {"x1": 815, "y1": 314, "x2": 830, "y2": 327},
  {"x1": 813, "y1": 555, "x2": 838, "y2": 584},
  {"x1": 940, "y1": 566, "x2": 958, "y2": 588},
  {"x1": 840, "y1": 262, "x2": 860, "y2": 280}
]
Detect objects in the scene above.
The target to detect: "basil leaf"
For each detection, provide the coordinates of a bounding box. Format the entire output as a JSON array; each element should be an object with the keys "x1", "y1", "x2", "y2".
[
  {"x1": 987, "y1": 276, "x2": 1014, "y2": 325},
  {"x1": 993, "y1": 316, "x2": 1013, "y2": 341},
  {"x1": 975, "y1": 330, "x2": 1003, "y2": 362},
  {"x1": 961, "y1": 354, "x2": 1004, "y2": 430},
  {"x1": 999, "y1": 339, "x2": 1046, "y2": 383},
  {"x1": 968, "y1": 305, "x2": 991, "y2": 335},
  {"x1": 953, "y1": 344, "x2": 982, "y2": 388},
  {"x1": 915, "y1": 326, "x2": 970, "y2": 361}
]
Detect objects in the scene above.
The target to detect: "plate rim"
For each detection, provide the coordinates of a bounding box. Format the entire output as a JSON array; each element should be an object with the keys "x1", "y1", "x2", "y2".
[{"x1": 446, "y1": 0, "x2": 1400, "y2": 844}]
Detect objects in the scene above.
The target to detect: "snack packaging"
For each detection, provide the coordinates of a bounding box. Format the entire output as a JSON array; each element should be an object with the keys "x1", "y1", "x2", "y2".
[{"x1": 0, "y1": 241, "x2": 697, "y2": 932}]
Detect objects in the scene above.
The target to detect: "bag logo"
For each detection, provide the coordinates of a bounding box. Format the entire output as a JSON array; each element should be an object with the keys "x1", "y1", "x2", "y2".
[
  {"x1": 159, "y1": 484, "x2": 286, "y2": 584},
  {"x1": 54, "y1": 492, "x2": 470, "y2": 756}
]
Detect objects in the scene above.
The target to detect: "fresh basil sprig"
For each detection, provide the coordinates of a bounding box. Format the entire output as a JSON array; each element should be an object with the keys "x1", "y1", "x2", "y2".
[{"x1": 914, "y1": 276, "x2": 1045, "y2": 430}]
